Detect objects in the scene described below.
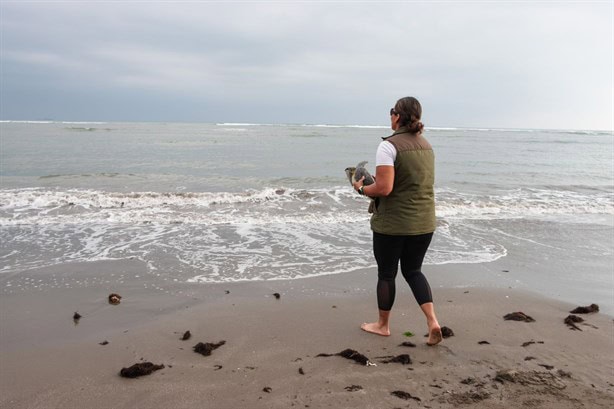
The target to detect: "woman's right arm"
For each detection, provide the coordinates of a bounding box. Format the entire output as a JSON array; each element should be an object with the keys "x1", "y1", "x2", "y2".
[{"x1": 362, "y1": 165, "x2": 394, "y2": 197}]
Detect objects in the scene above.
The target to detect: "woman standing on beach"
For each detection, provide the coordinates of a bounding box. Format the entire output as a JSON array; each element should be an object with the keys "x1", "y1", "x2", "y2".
[{"x1": 352, "y1": 96, "x2": 442, "y2": 346}]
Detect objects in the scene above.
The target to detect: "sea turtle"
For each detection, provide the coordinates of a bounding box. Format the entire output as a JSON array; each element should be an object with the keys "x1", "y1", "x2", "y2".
[
  {"x1": 344, "y1": 161, "x2": 375, "y2": 186},
  {"x1": 345, "y1": 161, "x2": 377, "y2": 213}
]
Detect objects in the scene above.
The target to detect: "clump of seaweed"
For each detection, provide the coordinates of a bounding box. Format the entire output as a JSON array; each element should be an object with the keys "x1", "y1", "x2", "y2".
[
  {"x1": 441, "y1": 326, "x2": 455, "y2": 338},
  {"x1": 391, "y1": 390, "x2": 421, "y2": 401},
  {"x1": 503, "y1": 312, "x2": 535, "y2": 322},
  {"x1": 521, "y1": 340, "x2": 544, "y2": 347},
  {"x1": 73, "y1": 312, "x2": 82, "y2": 324},
  {"x1": 564, "y1": 315, "x2": 584, "y2": 331},
  {"x1": 119, "y1": 362, "x2": 164, "y2": 378},
  {"x1": 108, "y1": 293, "x2": 122, "y2": 305},
  {"x1": 380, "y1": 354, "x2": 412, "y2": 365},
  {"x1": 570, "y1": 304, "x2": 599, "y2": 314},
  {"x1": 193, "y1": 340, "x2": 226, "y2": 356},
  {"x1": 316, "y1": 348, "x2": 376, "y2": 366}
]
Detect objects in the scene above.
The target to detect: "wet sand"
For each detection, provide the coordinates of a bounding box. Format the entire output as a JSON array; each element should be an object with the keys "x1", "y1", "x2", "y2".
[{"x1": 1, "y1": 260, "x2": 612, "y2": 408}]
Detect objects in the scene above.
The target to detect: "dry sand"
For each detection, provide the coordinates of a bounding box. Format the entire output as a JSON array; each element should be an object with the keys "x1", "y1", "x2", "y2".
[{"x1": 1, "y1": 262, "x2": 613, "y2": 409}]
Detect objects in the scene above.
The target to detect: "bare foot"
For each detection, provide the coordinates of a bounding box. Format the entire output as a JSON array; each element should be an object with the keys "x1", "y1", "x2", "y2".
[
  {"x1": 426, "y1": 326, "x2": 442, "y2": 346},
  {"x1": 360, "y1": 322, "x2": 390, "y2": 337}
]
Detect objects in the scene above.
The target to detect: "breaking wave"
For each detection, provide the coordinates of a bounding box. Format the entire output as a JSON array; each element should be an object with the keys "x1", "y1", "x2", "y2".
[{"x1": 0, "y1": 185, "x2": 610, "y2": 283}]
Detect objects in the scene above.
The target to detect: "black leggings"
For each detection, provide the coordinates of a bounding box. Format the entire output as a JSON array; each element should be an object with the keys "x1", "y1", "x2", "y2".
[{"x1": 373, "y1": 231, "x2": 434, "y2": 311}]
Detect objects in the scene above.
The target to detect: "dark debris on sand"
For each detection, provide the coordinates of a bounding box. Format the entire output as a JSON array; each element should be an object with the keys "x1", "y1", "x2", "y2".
[
  {"x1": 262, "y1": 387, "x2": 272, "y2": 393},
  {"x1": 391, "y1": 390, "x2": 421, "y2": 401},
  {"x1": 316, "y1": 348, "x2": 375, "y2": 366},
  {"x1": 495, "y1": 369, "x2": 567, "y2": 389},
  {"x1": 272, "y1": 293, "x2": 281, "y2": 299},
  {"x1": 380, "y1": 354, "x2": 412, "y2": 365},
  {"x1": 73, "y1": 312, "x2": 82, "y2": 322},
  {"x1": 440, "y1": 369, "x2": 577, "y2": 405},
  {"x1": 504, "y1": 312, "x2": 535, "y2": 322},
  {"x1": 99, "y1": 340, "x2": 109, "y2": 345},
  {"x1": 193, "y1": 340, "x2": 226, "y2": 356},
  {"x1": 522, "y1": 340, "x2": 544, "y2": 347},
  {"x1": 564, "y1": 315, "x2": 584, "y2": 331},
  {"x1": 557, "y1": 369, "x2": 572, "y2": 378},
  {"x1": 424, "y1": 326, "x2": 454, "y2": 339},
  {"x1": 119, "y1": 362, "x2": 165, "y2": 378},
  {"x1": 440, "y1": 390, "x2": 491, "y2": 405},
  {"x1": 478, "y1": 340, "x2": 490, "y2": 345},
  {"x1": 298, "y1": 367, "x2": 305, "y2": 375},
  {"x1": 181, "y1": 330, "x2": 192, "y2": 340},
  {"x1": 108, "y1": 293, "x2": 122, "y2": 305},
  {"x1": 570, "y1": 304, "x2": 599, "y2": 314},
  {"x1": 441, "y1": 326, "x2": 454, "y2": 338},
  {"x1": 345, "y1": 385, "x2": 363, "y2": 392},
  {"x1": 399, "y1": 341, "x2": 416, "y2": 348}
]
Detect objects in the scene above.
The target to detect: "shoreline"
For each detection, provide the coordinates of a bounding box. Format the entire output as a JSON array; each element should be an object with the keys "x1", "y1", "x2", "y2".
[{"x1": 1, "y1": 260, "x2": 613, "y2": 408}]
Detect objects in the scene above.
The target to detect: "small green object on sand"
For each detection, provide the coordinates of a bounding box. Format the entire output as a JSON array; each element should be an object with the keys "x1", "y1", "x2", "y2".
[{"x1": 403, "y1": 331, "x2": 414, "y2": 337}]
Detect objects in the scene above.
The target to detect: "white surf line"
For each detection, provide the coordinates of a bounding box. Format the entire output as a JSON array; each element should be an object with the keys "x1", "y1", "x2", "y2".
[{"x1": 483, "y1": 225, "x2": 564, "y2": 250}]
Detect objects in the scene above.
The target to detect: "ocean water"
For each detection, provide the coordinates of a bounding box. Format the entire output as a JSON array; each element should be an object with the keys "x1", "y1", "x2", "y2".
[{"x1": 1, "y1": 121, "x2": 612, "y2": 308}]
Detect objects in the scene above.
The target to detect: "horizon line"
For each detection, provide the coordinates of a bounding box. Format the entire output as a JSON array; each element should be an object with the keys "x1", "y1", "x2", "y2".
[{"x1": 0, "y1": 119, "x2": 612, "y2": 134}]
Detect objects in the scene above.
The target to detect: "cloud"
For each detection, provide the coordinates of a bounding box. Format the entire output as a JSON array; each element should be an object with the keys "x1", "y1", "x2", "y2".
[{"x1": 1, "y1": 1, "x2": 611, "y2": 129}]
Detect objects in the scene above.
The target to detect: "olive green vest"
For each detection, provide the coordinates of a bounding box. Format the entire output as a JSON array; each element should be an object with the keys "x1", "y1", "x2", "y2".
[{"x1": 370, "y1": 127, "x2": 436, "y2": 235}]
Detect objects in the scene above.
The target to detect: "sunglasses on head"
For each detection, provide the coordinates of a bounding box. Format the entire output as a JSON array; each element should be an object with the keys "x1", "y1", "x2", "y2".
[{"x1": 390, "y1": 108, "x2": 398, "y2": 116}]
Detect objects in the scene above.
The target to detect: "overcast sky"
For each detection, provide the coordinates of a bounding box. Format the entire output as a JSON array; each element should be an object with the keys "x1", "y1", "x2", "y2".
[{"x1": 1, "y1": 1, "x2": 612, "y2": 130}]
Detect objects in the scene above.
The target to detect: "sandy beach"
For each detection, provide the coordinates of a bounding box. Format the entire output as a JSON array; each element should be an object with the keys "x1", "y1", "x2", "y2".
[
  {"x1": 1, "y1": 259, "x2": 612, "y2": 409},
  {"x1": 2, "y1": 2, "x2": 613, "y2": 407}
]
